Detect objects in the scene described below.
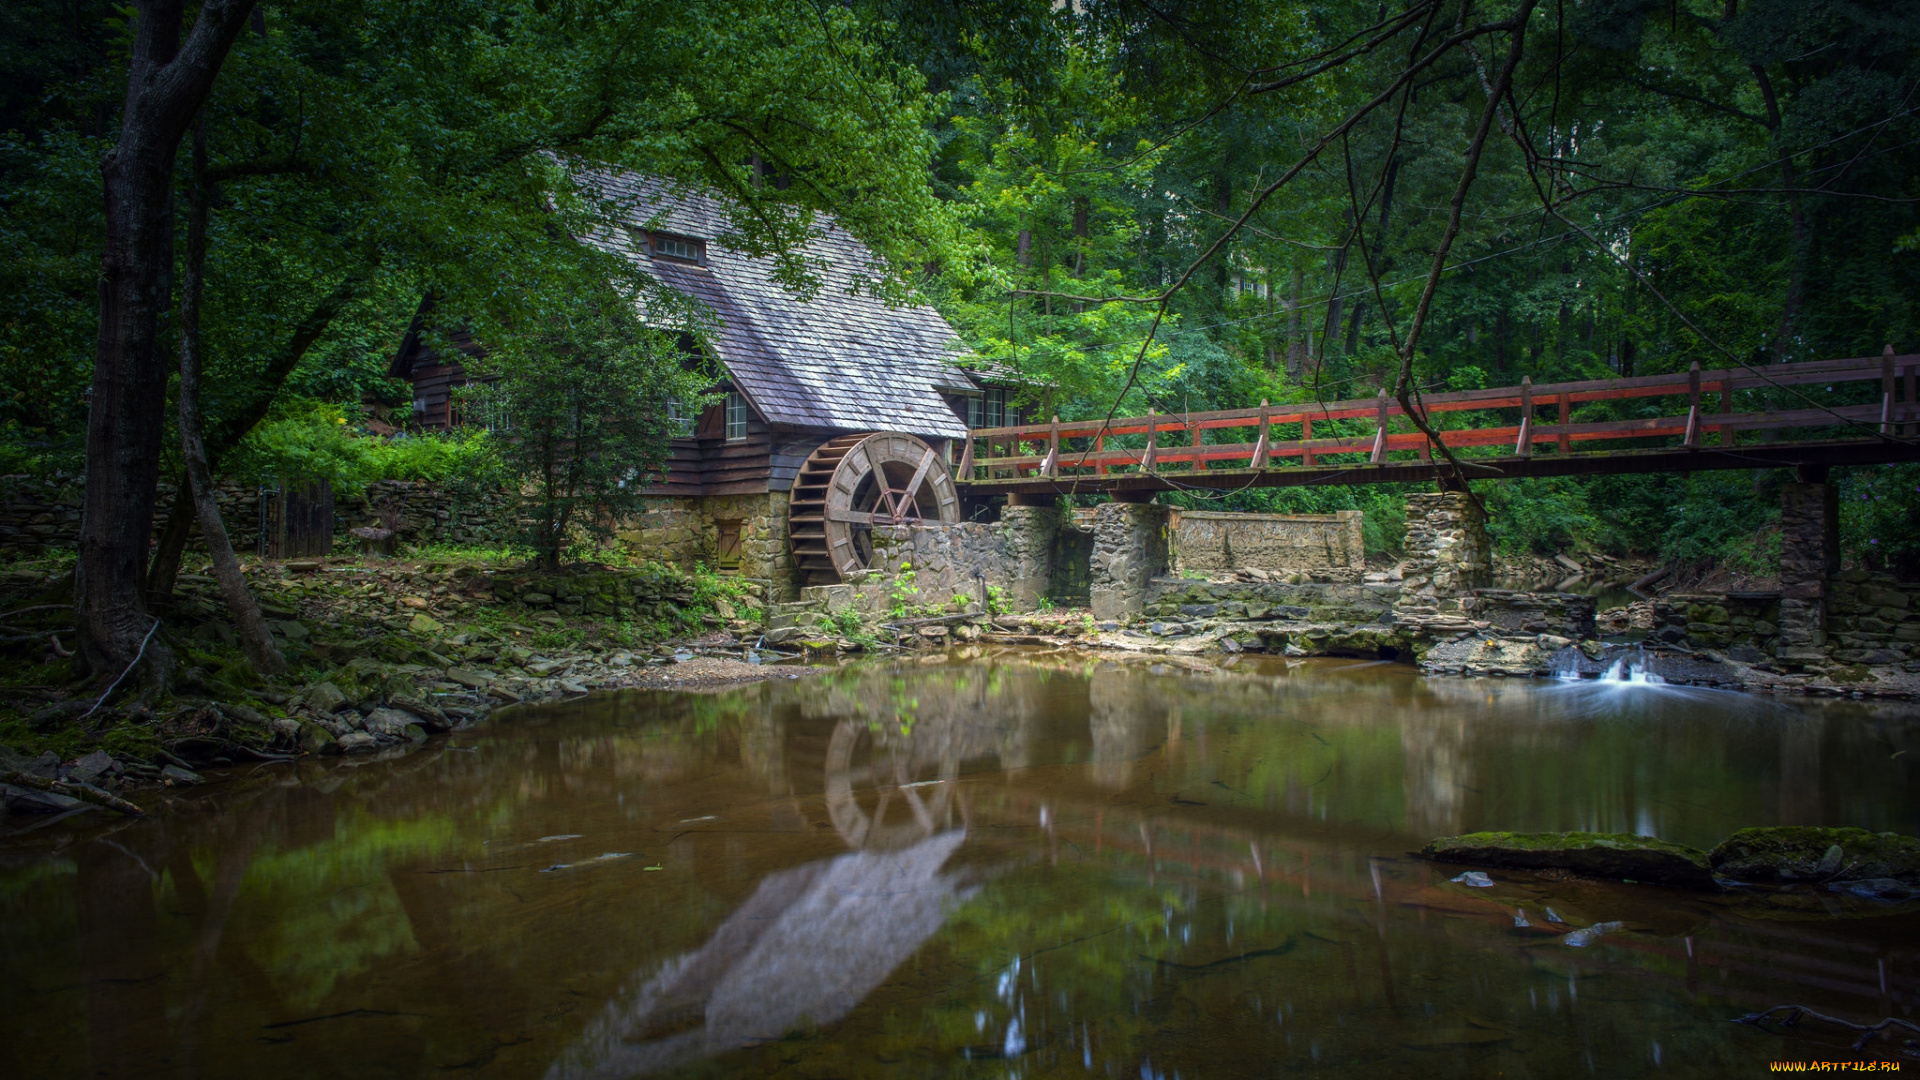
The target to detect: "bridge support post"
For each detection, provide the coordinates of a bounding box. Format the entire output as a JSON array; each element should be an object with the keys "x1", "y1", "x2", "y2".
[
  {"x1": 1089, "y1": 500, "x2": 1170, "y2": 622},
  {"x1": 1400, "y1": 491, "x2": 1491, "y2": 613},
  {"x1": 1776, "y1": 481, "x2": 1840, "y2": 665}
]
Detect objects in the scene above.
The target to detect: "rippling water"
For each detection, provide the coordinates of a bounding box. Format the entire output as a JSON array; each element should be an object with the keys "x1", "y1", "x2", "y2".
[{"x1": 4, "y1": 650, "x2": 1918, "y2": 1078}]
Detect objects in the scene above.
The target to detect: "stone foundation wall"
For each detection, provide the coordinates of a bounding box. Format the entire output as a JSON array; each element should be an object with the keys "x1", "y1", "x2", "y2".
[
  {"x1": 1169, "y1": 509, "x2": 1363, "y2": 574},
  {"x1": 614, "y1": 493, "x2": 790, "y2": 597},
  {"x1": 1400, "y1": 492, "x2": 1490, "y2": 611}
]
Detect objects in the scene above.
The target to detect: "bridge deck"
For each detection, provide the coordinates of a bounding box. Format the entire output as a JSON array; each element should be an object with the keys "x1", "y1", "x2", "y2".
[{"x1": 954, "y1": 351, "x2": 1920, "y2": 495}]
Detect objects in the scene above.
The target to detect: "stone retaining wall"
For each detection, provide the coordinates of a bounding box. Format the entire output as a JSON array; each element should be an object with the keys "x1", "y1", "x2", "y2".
[
  {"x1": 1, "y1": 474, "x2": 262, "y2": 555},
  {"x1": 1169, "y1": 510, "x2": 1364, "y2": 575},
  {"x1": 1462, "y1": 589, "x2": 1596, "y2": 640},
  {"x1": 488, "y1": 566, "x2": 700, "y2": 620},
  {"x1": 1650, "y1": 592, "x2": 1780, "y2": 663},
  {"x1": 1, "y1": 473, "x2": 526, "y2": 558},
  {"x1": 1144, "y1": 577, "x2": 1400, "y2": 625}
]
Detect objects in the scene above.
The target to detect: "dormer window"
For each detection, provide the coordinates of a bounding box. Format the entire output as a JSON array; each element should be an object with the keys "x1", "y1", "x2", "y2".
[{"x1": 651, "y1": 233, "x2": 706, "y2": 264}]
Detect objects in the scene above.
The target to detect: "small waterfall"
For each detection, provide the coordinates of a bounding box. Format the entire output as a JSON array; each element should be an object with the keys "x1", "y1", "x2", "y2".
[{"x1": 1550, "y1": 645, "x2": 1666, "y2": 684}]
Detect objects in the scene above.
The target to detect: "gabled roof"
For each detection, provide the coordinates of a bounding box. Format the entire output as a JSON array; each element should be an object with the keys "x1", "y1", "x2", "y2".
[{"x1": 576, "y1": 170, "x2": 973, "y2": 441}]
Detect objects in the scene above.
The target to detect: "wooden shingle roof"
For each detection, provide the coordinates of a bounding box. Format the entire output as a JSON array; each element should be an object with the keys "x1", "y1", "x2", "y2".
[{"x1": 578, "y1": 170, "x2": 973, "y2": 441}]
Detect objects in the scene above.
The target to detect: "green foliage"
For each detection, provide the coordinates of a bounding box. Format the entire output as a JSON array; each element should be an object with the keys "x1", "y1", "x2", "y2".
[
  {"x1": 888, "y1": 563, "x2": 921, "y2": 619},
  {"x1": 984, "y1": 584, "x2": 1010, "y2": 616},
  {"x1": 460, "y1": 297, "x2": 704, "y2": 570},
  {"x1": 228, "y1": 399, "x2": 505, "y2": 491}
]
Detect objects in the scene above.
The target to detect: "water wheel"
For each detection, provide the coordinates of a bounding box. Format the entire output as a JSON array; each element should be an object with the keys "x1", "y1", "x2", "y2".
[{"x1": 789, "y1": 432, "x2": 960, "y2": 583}]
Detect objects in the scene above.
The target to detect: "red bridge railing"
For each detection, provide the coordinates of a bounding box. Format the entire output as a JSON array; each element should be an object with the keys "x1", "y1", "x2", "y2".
[{"x1": 955, "y1": 350, "x2": 1920, "y2": 483}]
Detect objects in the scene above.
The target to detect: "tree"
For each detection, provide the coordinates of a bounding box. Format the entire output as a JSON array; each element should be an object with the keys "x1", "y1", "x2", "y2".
[
  {"x1": 463, "y1": 296, "x2": 706, "y2": 571},
  {"x1": 77, "y1": 0, "x2": 257, "y2": 692}
]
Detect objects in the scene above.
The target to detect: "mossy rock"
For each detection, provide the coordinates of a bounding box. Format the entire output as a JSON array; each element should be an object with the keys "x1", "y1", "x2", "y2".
[
  {"x1": 1708, "y1": 827, "x2": 1920, "y2": 884},
  {"x1": 1421, "y1": 831, "x2": 1716, "y2": 889}
]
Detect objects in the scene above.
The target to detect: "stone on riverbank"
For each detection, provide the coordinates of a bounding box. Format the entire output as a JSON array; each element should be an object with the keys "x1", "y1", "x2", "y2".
[
  {"x1": 1708, "y1": 827, "x2": 1920, "y2": 884},
  {"x1": 1421, "y1": 831, "x2": 1716, "y2": 889}
]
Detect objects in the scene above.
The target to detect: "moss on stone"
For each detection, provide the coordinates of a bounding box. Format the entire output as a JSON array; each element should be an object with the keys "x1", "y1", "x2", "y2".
[
  {"x1": 1708, "y1": 827, "x2": 1920, "y2": 884},
  {"x1": 1421, "y1": 831, "x2": 1716, "y2": 889}
]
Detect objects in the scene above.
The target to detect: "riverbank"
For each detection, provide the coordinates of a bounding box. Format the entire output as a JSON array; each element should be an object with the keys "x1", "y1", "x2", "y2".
[{"x1": 6, "y1": 547, "x2": 1920, "y2": 813}]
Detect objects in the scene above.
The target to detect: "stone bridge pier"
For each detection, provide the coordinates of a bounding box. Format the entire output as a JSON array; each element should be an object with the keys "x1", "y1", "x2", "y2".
[
  {"x1": 1776, "y1": 474, "x2": 1840, "y2": 666},
  {"x1": 1400, "y1": 491, "x2": 1491, "y2": 613},
  {"x1": 1088, "y1": 498, "x2": 1171, "y2": 621}
]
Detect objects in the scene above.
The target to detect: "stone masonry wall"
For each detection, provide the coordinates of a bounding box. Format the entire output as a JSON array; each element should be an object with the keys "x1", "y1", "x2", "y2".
[
  {"x1": 344, "y1": 480, "x2": 521, "y2": 549},
  {"x1": 1170, "y1": 509, "x2": 1364, "y2": 576},
  {"x1": 1089, "y1": 502, "x2": 1171, "y2": 621},
  {"x1": 1400, "y1": 492, "x2": 1490, "y2": 612},
  {"x1": 867, "y1": 504, "x2": 1060, "y2": 611},
  {"x1": 2, "y1": 474, "x2": 261, "y2": 555},
  {"x1": 613, "y1": 493, "x2": 789, "y2": 597},
  {"x1": 1776, "y1": 481, "x2": 1839, "y2": 664},
  {"x1": 2, "y1": 473, "x2": 527, "y2": 558}
]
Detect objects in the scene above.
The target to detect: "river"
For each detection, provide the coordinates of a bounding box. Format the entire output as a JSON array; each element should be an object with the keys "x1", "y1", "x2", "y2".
[{"x1": 3, "y1": 649, "x2": 1917, "y2": 1077}]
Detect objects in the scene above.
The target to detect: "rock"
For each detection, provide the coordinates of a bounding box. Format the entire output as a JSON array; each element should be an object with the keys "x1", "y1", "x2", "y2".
[
  {"x1": 362, "y1": 707, "x2": 420, "y2": 738},
  {"x1": 522, "y1": 592, "x2": 554, "y2": 606},
  {"x1": 763, "y1": 626, "x2": 799, "y2": 645},
  {"x1": 444, "y1": 667, "x2": 492, "y2": 689},
  {"x1": 335, "y1": 732, "x2": 380, "y2": 754},
  {"x1": 223, "y1": 703, "x2": 268, "y2": 726},
  {"x1": 402, "y1": 723, "x2": 428, "y2": 744},
  {"x1": 1450, "y1": 871, "x2": 1494, "y2": 887},
  {"x1": 1, "y1": 782, "x2": 88, "y2": 813},
  {"x1": 1421, "y1": 831, "x2": 1716, "y2": 889},
  {"x1": 301, "y1": 681, "x2": 349, "y2": 714},
  {"x1": 67, "y1": 750, "x2": 114, "y2": 784},
  {"x1": 161, "y1": 764, "x2": 202, "y2": 785},
  {"x1": 401, "y1": 596, "x2": 431, "y2": 609},
  {"x1": 1561, "y1": 921, "x2": 1626, "y2": 947},
  {"x1": 270, "y1": 717, "x2": 302, "y2": 741},
  {"x1": 1708, "y1": 827, "x2": 1920, "y2": 884},
  {"x1": 918, "y1": 625, "x2": 949, "y2": 638},
  {"x1": 407, "y1": 613, "x2": 444, "y2": 634},
  {"x1": 388, "y1": 695, "x2": 451, "y2": 731},
  {"x1": 559, "y1": 680, "x2": 590, "y2": 695},
  {"x1": 1828, "y1": 878, "x2": 1920, "y2": 902},
  {"x1": 298, "y1": 722, "x2": 338, "y2": 755},
  {"x1": 271, "y1": 620, "x2": 310, "y2": 641}
]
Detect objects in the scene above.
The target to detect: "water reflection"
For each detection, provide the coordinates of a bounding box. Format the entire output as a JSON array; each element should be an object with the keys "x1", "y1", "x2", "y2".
[
  {"x1": 3, "y1": 650, "x2": 1917, "y2": 1079},
  {"x1": 551, "y1": 831, "x2": 975, "y2": 1079}
]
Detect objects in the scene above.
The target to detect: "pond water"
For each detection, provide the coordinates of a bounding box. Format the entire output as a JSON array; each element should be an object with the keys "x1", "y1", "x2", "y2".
[{"x1": 4, "y1": 650, "x2": 1919, "y2": 1078}]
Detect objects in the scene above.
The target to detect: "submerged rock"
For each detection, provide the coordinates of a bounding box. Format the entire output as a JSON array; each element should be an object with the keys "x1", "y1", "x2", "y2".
[
  {"x1": 1708, "y1": 827, "x2": 1920, "y2": 884},
  {"x1": 1421, "y1": 831, "x2": 1716, "y2": 889}
]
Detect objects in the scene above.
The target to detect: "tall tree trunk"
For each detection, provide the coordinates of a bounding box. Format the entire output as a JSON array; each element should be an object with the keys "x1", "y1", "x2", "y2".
[
  {"x1": 1284, "y1": 264, "x2": 1305, "y2": 377},
  {"x1": 1015, "y1": 228, "x2": 1031, "y2": 268},
  {"x1": 147, "y1": 270, "x2": 368, "y2": 605},
  {"x1": 1070, "y1": 197, "x2": 1088, "y2": 277},
  {"x1": 178, "y1": 115, "x2": 283, "y2": 676},
  {"x1": 76, "y1": 0, "x2": 256, "y2": 688},
  {"x1": 1749, "y1": 62, "x2": 1811, "y2": 364}
]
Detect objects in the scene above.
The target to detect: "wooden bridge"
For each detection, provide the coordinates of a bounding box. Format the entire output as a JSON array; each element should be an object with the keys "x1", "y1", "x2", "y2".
[{"x1": 954, "y1": 350, "x2": 1920, "y2": 497}]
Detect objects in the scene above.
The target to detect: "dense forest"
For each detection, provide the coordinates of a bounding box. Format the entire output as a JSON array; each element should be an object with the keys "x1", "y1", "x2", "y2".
[{"x1": 2, "y1": 0, "x2": 1917, "y2": 676}]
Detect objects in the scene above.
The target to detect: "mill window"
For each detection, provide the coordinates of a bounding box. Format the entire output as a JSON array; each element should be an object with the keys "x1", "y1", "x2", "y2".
[{"x1": 724, "y1": 392, "x2": 751, "y2": 441}]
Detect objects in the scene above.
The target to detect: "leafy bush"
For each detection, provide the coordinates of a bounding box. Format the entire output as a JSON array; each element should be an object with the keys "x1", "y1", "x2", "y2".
[{"x1": 228, "y1": 398, "x2": 504, "y2": 491}]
